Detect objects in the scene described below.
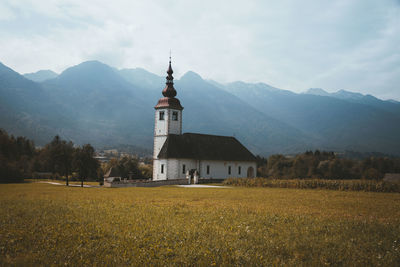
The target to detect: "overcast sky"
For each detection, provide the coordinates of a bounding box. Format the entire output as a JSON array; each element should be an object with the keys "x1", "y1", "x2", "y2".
[{"x1": 0, "y1": 0, "x2": 399, "y2": 100}]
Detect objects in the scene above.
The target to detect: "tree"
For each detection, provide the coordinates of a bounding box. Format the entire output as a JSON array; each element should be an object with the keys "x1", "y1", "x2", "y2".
[
  {"x1": 139, "y1": 164, "x2": 153, "y2": 179},
  {"x1": 363, "y1": 168, "x2": 381, "y2": 180},
  {"x1": 267, "y1": 154, "x2": 292, "y2": 178},
  {"x1": 103, "y1": 156, "x2": 143, "y2": 179},
  {"x1": 119, "y1": 156, "x2": 141, "y2": 178},
  {"x1": 292, "y1": 156, "x2": 308, "y2": 178},
  {"x1": 46, "y1": 136, "x2": 74, "y2": 186},
  {"x1": 0, "y1": 129, "x2": 36, "y2": 182},
  {"x1": 73, "y1": 144, "x2": 99, "y2": 187},
  {"x1": 58, "y1": 141, "x2": 74, "y2": 186}
]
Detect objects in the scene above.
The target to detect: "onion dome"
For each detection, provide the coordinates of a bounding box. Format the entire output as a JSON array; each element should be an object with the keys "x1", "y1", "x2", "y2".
[
  {"x1": 162, "y1": 59, "x2": 177, "y2": 97},
  {"x1": 155, "y1": 57, "x2": 183, "y2": 110}
]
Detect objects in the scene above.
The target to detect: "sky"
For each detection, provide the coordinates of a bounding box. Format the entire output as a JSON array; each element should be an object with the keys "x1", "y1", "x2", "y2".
[{"x1": 0, "y1": 0, "x2": 399, "y2": 100}]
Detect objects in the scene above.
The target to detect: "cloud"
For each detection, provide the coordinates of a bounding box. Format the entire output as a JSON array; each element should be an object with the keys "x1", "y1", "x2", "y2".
[{"x1": 0, "y1": 0, "x2": 399, "y2": 100}]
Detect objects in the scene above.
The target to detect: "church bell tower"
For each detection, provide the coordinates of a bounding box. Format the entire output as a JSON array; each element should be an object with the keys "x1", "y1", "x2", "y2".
[{"x1": 152, "y1": 57, "x2": 183, "y2": 180}]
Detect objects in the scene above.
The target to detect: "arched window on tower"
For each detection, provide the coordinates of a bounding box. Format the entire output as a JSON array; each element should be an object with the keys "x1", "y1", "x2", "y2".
[{"x1": 172, "y1": 111, "x2": 178, "y2": 121}]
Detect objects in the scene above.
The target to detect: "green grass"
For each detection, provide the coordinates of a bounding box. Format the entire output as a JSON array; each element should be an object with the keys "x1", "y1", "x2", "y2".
[{"x1": 1, "y1": 183, "x2": 400, "y2": 266}]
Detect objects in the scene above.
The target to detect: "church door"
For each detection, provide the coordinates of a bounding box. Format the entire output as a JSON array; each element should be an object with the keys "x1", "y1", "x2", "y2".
[
  {"x1": 247, "y1": 167, "x2": 255, "y2": 178},
  {"x1": 189, "y1": 169, "x2": 196, "y2": 184}
]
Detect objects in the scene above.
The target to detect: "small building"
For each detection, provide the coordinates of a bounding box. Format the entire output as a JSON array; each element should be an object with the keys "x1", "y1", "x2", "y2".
[
  {"x1": 103, "y1": 167, "x2": 122, "y2": 183},
  {"x1": 152, "y1": 58, "x2": 257, "y2": 182}
]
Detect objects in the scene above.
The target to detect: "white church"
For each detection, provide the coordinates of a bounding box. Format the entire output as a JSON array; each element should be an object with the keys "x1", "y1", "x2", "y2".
[{"x1": 152, "y1": 59, "x2": 257, "y2": 182}]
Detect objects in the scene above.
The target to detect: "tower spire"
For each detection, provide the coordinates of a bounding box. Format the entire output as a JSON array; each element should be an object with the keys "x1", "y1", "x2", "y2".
[
  {"x1": 154, "y1": 54, "x2": 183, "y2": 110},
  {"x1": 163, "y1": 54, "x2": 176, "y2": 97}
]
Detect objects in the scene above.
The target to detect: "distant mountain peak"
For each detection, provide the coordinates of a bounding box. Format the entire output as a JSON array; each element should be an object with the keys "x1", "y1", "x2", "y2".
[
  {"x1": 64, "y1": 60, "x2": 112, "y2": 72},
  {"x1": 332, "y1": 89, "x2": 364, "y2": 100},
  {"x1": 180, "y1": 71, "x2": 203, "y2": 82},
  {"x1": 79, "y1": 60, "x2": 104, "y2": 66},
  {"x1": 305, "y1": 88, "x2": 330, "y2": 96},
  {"x1": 306, "y1": 88, "x2": 368, "y2": 101},
  {"x1": 387, "y1": 99, "x2": 400, "y2": 104},
  {"x1": 24, "y1": 70, "x2": 58, "y2": 82},
  {"x1": 58, "y1": 60, "x2": 116, "y2": 78}
]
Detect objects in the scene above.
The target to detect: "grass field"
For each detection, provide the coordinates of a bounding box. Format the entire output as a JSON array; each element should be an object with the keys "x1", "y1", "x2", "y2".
[{"x1": 1, "y1": 183, "x2": 400, "y2": 266}]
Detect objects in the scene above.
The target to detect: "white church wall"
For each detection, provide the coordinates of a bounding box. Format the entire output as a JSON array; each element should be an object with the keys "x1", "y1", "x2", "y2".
[
  {"x1": 154, "y1": 109, "x2": 168, "y2": 136},
  {"x1": 199, "y1": 160, "x2": 257, "y2": 179},
  {"x1": 153, "y1": 159, "x2": 168, "y2": 180},
  {"x1": 166, "y1": 159, "x2": 180, "y2": 180},
  {"x1": 168, "y1": 109, "x2": 182, "y2": 135},
  {"x1": 177, "y1": 159, "x2": 197, "y2": 179},
  {"x1": 154, "y1": 109, "x2": 182, "y2": 136},
  {"x1": 153, "y1": 136, "x2": 167, "y2": 159},
  {"x1": 154, "y1": 159, "x2": 256, "y2": 180}
]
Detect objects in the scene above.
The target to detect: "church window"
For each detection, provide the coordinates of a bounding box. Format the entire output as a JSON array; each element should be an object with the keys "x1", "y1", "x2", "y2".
[
  {"x1": 182, "y1": 164, "x2": 186, "y2": 174},
  {"x1": 159, "y1": 111, "x2": 165, "y2": 120},
  {"x1": 161, "y1": 164, "x2": 164, "y2": 174},
  {"x1": 172, "y1": 111, "x2": 178, "y2": 121},
  {"x1": 238, "y1": 166, "x2": 241, "y2": 175},
  {"x1": 228, "y1": 166, "x2": 231, "y2": 175},
  {"x1": 206, "y1": 165, "x2": 210, "y2": 175}
]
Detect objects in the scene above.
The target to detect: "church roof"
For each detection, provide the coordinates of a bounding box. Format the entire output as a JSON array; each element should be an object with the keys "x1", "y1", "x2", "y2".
[
  {"x1": 155, "y1": 97, "x2": 183, "y2": 110},
  {"x1": 104, "y1": 167, "x2": 121, "y2": 178},
  {"x1": 157, "y1": 133, "x2": 257, "y2": 162}
]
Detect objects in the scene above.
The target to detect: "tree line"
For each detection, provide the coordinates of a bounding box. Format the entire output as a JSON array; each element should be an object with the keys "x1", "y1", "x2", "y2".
[
  {"x1": 256, "y1": 150, "x2": 400, "y2": 180},
  {"x1": 3, "y1": 129, "x2": 400, "y2": 183},
  {"x1": 0, "y1": 129, "x2": 99, "y2": 185},
  {"x1": 0, "y1": 129, "x2": 151, "y2": 185}
]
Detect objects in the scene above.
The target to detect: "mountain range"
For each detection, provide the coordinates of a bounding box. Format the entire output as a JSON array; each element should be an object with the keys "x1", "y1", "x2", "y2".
[{"x1": 0, "y1": 60, "x2": 399, "y2": 156}]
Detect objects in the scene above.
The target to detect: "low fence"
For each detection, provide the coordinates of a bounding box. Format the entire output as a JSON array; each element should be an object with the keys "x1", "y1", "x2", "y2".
[
  {"x1": 104, "y1": 178, "x2": 225, "y2": 188},
  {"x1": 104, "y1": 179, "x2": 187, "y2": 188}
]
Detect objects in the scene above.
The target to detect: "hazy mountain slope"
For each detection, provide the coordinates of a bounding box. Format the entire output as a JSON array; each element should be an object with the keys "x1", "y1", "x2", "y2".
[
  {"x1": 225, "y1": 82, "x2": 400, "y2": 154},
  {"x1": 42, "y1": 63, "x2": 317, "y2": 154},
  {"x1": 1, "y1": 60, "x2": 399, "y2": 155},
  {"x1": 119, "y1": 68, "x2": 164, "y2": 91},
  {"x1": 41, "y1": 61, "x2": 155, "y2": 146},
  {"x1": 0, "y1": 63, "x2": 72, "y2": 144},
  {"x1": 175, "y1": 72, "x2": 313, "y2": 154},
  {"x1": 24, "y1": 70, "x2": 58, "y2": 82},
  {"x1": 305, "y1": 88, "x2": 400, "y2": 115},
  {"x1": 118, "y1": 69, "x2": 314, "y2": 154}
]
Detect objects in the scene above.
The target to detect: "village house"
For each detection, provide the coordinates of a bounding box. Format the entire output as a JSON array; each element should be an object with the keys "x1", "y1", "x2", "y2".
[{"x1": 153, "y1": 58, "x2": 257, "y2": 182}]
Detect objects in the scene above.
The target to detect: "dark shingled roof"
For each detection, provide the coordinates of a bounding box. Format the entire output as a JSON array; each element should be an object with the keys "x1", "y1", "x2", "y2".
[
  {"x1": 104, "y1": 167, "x2": 121, "y2": 178},
  {"x1": 158, "y1": 133, "x2": 257, "y2": 161}
]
